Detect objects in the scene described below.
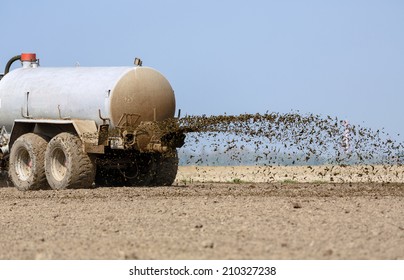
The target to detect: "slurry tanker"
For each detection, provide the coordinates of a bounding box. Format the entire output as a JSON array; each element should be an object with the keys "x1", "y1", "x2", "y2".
[{"x1": 0, "y1": 53, "x2": 184, "y2": 191}]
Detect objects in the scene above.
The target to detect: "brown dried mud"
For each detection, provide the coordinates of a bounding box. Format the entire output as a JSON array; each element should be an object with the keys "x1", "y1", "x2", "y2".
[{"x1": 1, "y1": 174, "x2": 403, "y2": 260}]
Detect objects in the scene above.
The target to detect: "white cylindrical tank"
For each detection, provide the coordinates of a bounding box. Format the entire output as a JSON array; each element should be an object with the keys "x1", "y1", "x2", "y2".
[{"x1": 0, "y1": 65, "x2": 175, "y2": 131}]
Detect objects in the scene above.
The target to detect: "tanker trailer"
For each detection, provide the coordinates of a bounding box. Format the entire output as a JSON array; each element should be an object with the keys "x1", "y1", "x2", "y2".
[{"x1": 0, "y1": 53, "x2": 185, "y2": 191}]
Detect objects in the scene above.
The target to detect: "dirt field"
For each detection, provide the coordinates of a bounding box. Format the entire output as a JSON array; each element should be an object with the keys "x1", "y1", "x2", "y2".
[
  {"x1": 0, "y1": 167, "x2": 403, "y2": 260},
  {"x1": 177, "y1": 165, "x2": 404, "y2": 183}
]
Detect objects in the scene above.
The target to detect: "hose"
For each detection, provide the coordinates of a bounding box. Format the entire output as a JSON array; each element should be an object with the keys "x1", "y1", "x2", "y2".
[{"x1": 4, "y1": 55, "x2": 21, "y2": 76}]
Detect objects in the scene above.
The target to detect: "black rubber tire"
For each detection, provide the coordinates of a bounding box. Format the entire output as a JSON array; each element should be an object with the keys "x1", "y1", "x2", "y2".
[
  {"x1": 8, "y1": 133, "x2": 49, "y2": 191},
  {"x1": 124, "y1": 151, "x2": 178, "y2": 186},
  {"x1": 95, "y1": 151, "x2": 178, "y2": 187},
  {"x1": 151, "y1": 150, "x2": 179, "y2": 186},
  {"x1": 95, "y1": 168, "x2": 126, "y2": 187},
  {"x1": 45, "y1": 133, "x2": 95, "y2": 190},
  {"x1": 122, "y1": 153, "x2": 156, "y2": 186},
  {"x1": 94, "y1": 150, "x2": 145, "y2": 187}
]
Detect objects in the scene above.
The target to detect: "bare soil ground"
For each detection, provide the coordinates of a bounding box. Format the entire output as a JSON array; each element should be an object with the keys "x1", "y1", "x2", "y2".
[
  {"x1": 0, "y1": 167, "x2": 403, "y2": 260},
  {"x1": 177, "y1": 165, "x2": 404, "y2": 183}
]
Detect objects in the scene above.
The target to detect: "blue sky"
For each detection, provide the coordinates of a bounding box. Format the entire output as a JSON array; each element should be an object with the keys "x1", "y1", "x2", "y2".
[{"x1": 1, "y1": 0, "x2": 403, "y2": 138}]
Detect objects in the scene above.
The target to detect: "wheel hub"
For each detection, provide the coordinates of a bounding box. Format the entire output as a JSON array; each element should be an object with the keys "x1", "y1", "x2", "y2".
[
  {"x1": 16, "y1": 149, "x2": 32, "y2": 181},
  {"x1": 51, "y1": 148, "x2": 67, "y2": 181}
]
